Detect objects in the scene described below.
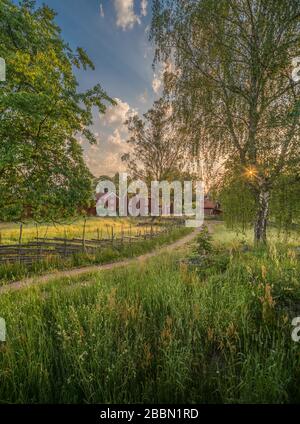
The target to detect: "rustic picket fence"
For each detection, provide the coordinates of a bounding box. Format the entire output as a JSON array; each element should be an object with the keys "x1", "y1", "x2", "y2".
[{"x1": 0, "y1": 222, "x2": 182, "y2": 267}]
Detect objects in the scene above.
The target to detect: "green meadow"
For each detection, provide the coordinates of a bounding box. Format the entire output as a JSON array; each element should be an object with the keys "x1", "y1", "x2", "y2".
[
  {"x1": 0, "y1": 218, "x2": 142, "y2": 245},
  {"x1": 0, "y1": 224, "x2": 300, "y2": 404},
  {"x1": 0, "y1": 225, "x2": 190, "y2": 285}
]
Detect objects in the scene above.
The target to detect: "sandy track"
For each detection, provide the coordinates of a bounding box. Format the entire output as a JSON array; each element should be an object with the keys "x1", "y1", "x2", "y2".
[{"x1": 0, "y1": 226, "x2": 204, "y2": 294}]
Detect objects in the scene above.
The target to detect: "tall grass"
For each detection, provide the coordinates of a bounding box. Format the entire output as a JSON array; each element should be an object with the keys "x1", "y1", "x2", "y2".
[
  {"x1": 0, "y1": 233, "x2": 300, "y2": 403},
  {"x1": 0, "y1": 227, "x2": 191, "y2": 285}
]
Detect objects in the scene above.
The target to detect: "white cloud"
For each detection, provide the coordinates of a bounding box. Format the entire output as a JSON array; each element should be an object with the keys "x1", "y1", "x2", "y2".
[
  {"x1": 90, "y1": 144, "x2": 100, "y2": 153},
  {"x1": 108, "y1": 129, "x2": 124, "y2": 146},
  {"x1": 141, "y1": 0, "x2": 148, "y2": 17},
  {"x1": 85, "y1": 129, "x2": 130, "y2": 177},
  {"x1": 114, "y1": 0, "x2": 141, "y2": 30},
  {"x1": 102, "y1": 98, "x2": 136, "y2": 127},
  {"x1": 100, "y1": 3, "x2": 105, "y2": 18},
  {"x1": 84, "y1": 99, "x2": 137, "y2": 176}
]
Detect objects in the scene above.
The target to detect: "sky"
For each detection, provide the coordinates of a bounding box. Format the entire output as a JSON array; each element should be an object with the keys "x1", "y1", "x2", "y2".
[{"x1": 33, "y1": 0, "x2": 164, "y2": 177}]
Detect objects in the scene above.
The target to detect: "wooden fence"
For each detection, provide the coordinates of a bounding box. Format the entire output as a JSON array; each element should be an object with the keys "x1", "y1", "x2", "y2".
[{"x1": 0, "y1": 223, "x2": 182, "y2": 267}]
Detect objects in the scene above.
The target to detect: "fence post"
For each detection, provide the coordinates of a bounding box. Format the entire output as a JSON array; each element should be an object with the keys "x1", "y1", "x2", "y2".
[
  {"x1": 64, "y1": 229, "x2": 67, "y2": 258},
  {"x1": 111, "y1": 226, "x2": 114, "y2": 247},
  {"x1": 18, "y1": 223, "x2": 23, "y2": 264},
  {"x1": 82, "y1": 218, "x2": 87, "y2": 252},
  {"x1": 35, "y1": 223, "x2": 39, "y2": 262}
]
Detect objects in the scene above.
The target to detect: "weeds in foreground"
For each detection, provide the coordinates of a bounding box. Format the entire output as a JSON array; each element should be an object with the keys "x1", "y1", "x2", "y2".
[{"x1": 0, "y1": 234, "x2": 300, "y2": 403}]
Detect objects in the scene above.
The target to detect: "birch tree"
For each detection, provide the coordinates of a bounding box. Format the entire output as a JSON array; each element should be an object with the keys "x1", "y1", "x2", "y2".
[{"x1": 150, "y1": 0, "x2": 300, "y2": 243}]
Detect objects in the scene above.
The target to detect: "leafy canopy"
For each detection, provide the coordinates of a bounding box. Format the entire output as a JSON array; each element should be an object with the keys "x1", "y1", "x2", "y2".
[
  {"x1": 0, "y1": 0, "x2": 114, "y2": 222},
  {"x1": 122, "y1": 98, "x2": 189, "y2": 183},
  {"x1": 150, "y1": 0, "x2": 300, "y2": 241}
]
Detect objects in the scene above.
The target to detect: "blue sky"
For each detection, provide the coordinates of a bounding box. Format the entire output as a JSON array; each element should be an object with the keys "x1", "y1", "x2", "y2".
[{"x1": 33, "y1": 0, "x2": 163, "y2": 176}]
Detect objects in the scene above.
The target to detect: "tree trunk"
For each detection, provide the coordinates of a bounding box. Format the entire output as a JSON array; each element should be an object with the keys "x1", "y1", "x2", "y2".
[{"x1": 254, "y1": 188, "x2": 270, "y2": 244}]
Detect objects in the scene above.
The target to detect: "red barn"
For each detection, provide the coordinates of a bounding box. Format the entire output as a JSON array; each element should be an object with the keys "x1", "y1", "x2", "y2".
[{"x1": 204, "y1": 199, "x2": 222, "y2": 216}]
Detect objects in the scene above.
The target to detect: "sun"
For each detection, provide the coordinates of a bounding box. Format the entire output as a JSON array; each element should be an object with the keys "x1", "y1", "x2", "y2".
[{"x1": 244, "y1": 166, "x2": 258, "y2": 179}]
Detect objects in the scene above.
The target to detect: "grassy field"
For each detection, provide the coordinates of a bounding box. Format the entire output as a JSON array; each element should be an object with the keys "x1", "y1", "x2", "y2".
[
  {"x1": 212, "y1": 223, "x2": 300, "y2": 247},
  {"x1": 0, "y1": 225, "x2": 191, "y2": 285},
  {"x1": 0, "y1": 217, "x2": 144, "y2": 245},
  {"x1": 0, "y1": 224, "x2": 300, "y2": 403}
]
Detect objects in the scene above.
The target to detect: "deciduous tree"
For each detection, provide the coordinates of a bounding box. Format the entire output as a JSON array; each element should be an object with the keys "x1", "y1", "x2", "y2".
[
  {"x1": 151, "y1": 0, "x2": 300, "y2": 243},
  {"x1": 122, "y1": 98, "x2": 189, "y2": 183},
  {"x1": 0, "y1": 0, "x2": 114, "y2": 222}
]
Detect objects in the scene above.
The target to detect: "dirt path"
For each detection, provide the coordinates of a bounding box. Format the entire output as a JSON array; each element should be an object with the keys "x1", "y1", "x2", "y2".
[{"x1": 0, "y1": 226, "x2": 207, "y2": 294}]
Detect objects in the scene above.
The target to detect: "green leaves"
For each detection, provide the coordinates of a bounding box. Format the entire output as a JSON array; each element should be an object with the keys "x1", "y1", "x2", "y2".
[
  {"x1": 150, "y1": 0, "x2": 300, "y2": 242},
  {"x1": 0, "y1": 0, "x2": 114, "y2": 222},
  {"x1": 123, "y1": 98, "x2": 189, "y2": 182}
]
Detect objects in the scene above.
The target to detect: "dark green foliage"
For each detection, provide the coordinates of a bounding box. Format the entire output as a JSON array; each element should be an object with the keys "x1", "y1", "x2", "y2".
[
  {"x1": 195, "y1": 226, "x2": 213, "y2": 256},
  {"x1": 189, "y1": 226, "x2": 230, "y2": 278},
  {"x1": 271, "y1": 175, "x2": 300, "y2": 234},
  {"x1": 0, "y1": 0, "x2": 114, "y2": 222},
  {"x1": 219, "y1": 174, "x2": 257, "y2": 232}
]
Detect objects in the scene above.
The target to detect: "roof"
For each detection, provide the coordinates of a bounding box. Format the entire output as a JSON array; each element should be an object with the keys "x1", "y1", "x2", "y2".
[{"x1": 204, "y1": 200, "x2": 217, "y2": 209}]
